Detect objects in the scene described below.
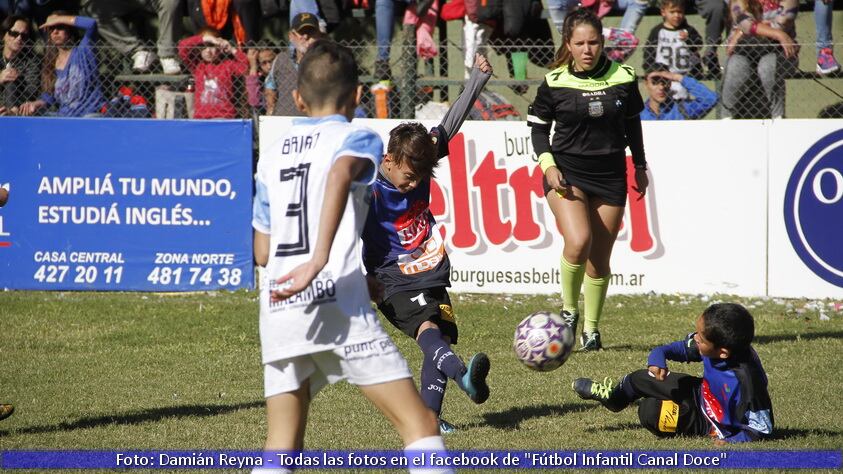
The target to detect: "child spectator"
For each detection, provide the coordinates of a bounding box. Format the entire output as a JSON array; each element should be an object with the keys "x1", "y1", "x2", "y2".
[
  {"x1": 643, "y1": 0, "x2": 704, "y2": 100},
  {"x1": 1, "y1": 14, "x2": 40, "y2": 116},
  {"x1": 19, "y1": 13, "x2": 105, "y2": 117},
  {"x1": 573, "y1": 303, "x2": 773, "y2": 443},
  {"x1": 252, "y1": 40, "x2": 452, "y2": 473},
  {"x1": 246, "y1": 46, "x2": 275, "y2": 116},
  {"x1": 641, "y1": 66, "x2": 718, "y2": 120},
  {"x1": 178, "y1": 29, "x2": 249, "y2": 119},
  {"x1": 362, "y1": 53, "x2": 493, "y2": 434}
]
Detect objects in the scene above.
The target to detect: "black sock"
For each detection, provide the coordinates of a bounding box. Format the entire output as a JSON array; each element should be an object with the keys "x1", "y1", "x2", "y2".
[
  {"x1": 417, "y1": 328, "x2": 466, "y2": 383},
  {"x1": 419, "y1": 356, "x2": 447, "y2": 415}
]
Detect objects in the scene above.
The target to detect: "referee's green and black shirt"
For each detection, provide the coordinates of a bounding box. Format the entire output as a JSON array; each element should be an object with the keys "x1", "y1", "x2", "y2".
[{"x1": 528, "y1": 56, "x2": 644, "y2": 159}]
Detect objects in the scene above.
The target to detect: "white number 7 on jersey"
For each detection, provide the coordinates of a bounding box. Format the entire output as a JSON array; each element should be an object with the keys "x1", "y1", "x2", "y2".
[{"x1": 410, "y1": 293, "x2": 427, "y2": 307}]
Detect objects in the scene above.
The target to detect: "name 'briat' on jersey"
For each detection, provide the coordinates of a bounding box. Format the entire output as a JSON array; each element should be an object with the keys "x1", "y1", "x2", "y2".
[{"x1": 253, "y1": 115, "x2": 384, "y2": 363}]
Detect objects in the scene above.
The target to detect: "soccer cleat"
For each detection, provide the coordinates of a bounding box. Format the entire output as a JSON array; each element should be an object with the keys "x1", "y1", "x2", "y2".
[
  {"x1": 160, "y1": 57, "x2": 181, "y2": 75},
  {"x1": 438, "y1": 418, "x2": 457, "y2": 435},
  {"x1": 572, "y1": 377, "x2": 626, "y2": 412},
  {"x1": 460, "y1": 353, "x2": 490, "y2": 404},
  {"x1": 580, "y1": 331, "x2": 603, "y2": 351},
  {"x1": 132, "y1": 50, "x2": 156, "y2": 73},
  {"x1": 817, "y1": 48, "x2": 840, "y2": 75},
  {"x1": 560, "y1": 310, "x2": 579, "y2": 331},
  {"x1": 0, "y1": 403, "x2": 14, "y2": 421}
]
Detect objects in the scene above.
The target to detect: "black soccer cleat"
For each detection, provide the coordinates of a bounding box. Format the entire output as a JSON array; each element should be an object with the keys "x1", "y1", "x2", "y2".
[
  {"x1": 560, "y1": 310, "x2": 579, "y2": 331},
  {"x1": 572, "y1": 377, "x2": 626, "y2": 412},
  {"x1": 580, "y1": 331, "x2": 603, "y2": 352},
  {"x1": 460, "y1": 353, "x2": 490, "y2": 404}
]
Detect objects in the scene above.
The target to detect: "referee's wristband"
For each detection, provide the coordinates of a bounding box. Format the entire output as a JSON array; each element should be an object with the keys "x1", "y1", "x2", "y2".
[
  {"x1": 538, "y1": 152, "x2": 557, "y2": 174},
  {"x1": 634, "y1": 163, "x2": 648, "y2": 171}
]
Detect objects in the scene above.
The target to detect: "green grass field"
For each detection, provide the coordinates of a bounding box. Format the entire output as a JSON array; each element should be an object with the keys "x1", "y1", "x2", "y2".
[{"x1": 1, "y1": 291, "x2": 842, "y2": 473}]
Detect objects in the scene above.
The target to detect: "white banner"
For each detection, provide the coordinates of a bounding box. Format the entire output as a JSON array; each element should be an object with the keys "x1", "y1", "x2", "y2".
[
  {"x1": 260, "y1": 117, "x2": 843, "y2": 298},
  {"x1": 768, "y1": 120, "x2": 843, "y2": 299}
]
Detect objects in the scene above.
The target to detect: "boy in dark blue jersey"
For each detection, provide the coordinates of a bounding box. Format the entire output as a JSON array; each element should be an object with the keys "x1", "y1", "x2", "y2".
[
  {"x1": 362, "y1": 54, "x2": 492, "y2": 434},
  {"x1": 572, "y1": 303, "x2": 773, "y2": 443}
]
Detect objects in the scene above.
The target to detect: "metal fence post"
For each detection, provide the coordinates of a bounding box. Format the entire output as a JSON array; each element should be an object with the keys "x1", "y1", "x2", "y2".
[{"x1": 399, "y1": 23, "x2": 418, "y2": 119}]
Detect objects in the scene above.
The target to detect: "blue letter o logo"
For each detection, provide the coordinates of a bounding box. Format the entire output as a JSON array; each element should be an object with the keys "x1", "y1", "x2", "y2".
[{"x1": 784, "y1": 130, "x2": 843, "y2": 287}]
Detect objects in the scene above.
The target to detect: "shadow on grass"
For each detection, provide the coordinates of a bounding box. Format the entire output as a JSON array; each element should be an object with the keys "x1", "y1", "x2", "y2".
[
  {"x1": 754, "y1": 331, "x2": 843, "y2": 345},
  {"x1": 478, "y1": 402, "x2": 592, "y2": 430},
  {"x1": 0, "y1": 401, "x2": 264, "y2": 437}
]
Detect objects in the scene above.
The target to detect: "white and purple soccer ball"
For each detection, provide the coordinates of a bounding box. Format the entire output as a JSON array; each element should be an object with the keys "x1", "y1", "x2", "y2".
[{"x1": 513, "y1": 311, "x2": 575, "y2": 371}]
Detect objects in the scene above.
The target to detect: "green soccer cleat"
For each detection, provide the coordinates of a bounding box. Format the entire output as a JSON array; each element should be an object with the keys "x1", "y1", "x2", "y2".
[
  {"x1": 460, "y1": 353, "x2": 490, "y2": 404},
  {"x1": 572, "y1": 377, "x2": 626, "y2": 412},
  {"x1": 580, "y1": 331, "x2": 603, "y2": 352}
]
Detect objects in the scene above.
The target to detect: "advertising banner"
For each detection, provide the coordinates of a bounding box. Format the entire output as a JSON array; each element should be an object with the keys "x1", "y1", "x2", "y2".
[
  {"x1": 0, "y1": 118, "x2": 254, "y2": 291},
  {"x1": 769, "y1": 120, "x2": 843, "y2": 298},
  {"x1": 261, "y1": 118, "x2": 768, "y2": 296}
]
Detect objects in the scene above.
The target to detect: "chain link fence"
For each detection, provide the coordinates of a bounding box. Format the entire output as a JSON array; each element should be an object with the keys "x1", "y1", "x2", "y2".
[{"x1": 2, "y1": 36, "x2": 842, "y2": 121}]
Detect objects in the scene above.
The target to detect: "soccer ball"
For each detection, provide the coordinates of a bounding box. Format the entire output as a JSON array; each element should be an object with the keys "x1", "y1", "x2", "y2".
[{"x1": 513, "y1": 311, "x2": 575, "y2": 371}]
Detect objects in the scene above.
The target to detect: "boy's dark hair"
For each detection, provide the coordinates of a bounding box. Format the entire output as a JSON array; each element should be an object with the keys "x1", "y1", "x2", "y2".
[
  {"x1": 660, "y1": 0, "x2": 685, "y2": 10},
  {"x1": 386, "y1": 122, "x2": 438, "y2": 178},
  {"x1": 701, "y1": 303, "x2": 754, "y2": 353},
  {"x1": 297, "y1": 40, "x2": 358, "y2": 111}
]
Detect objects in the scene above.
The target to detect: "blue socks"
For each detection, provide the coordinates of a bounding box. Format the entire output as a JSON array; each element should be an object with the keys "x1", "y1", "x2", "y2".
[{"x1": 417, "y1": 328, "x2": 466, "y2": 414}]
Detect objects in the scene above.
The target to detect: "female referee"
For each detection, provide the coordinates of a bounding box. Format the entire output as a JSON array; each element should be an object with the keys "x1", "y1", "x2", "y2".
[{"x1": 528, "y1": 8, "x2": 648, "y2": 351}]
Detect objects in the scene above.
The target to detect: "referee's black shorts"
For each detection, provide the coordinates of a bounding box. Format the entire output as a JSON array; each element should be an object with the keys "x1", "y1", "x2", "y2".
[
  {"x1": 543, "y1": 151, "x2": 628, "y2": 206},
  {"x1": 377, "y1": 287, "x2": 459, "y2": 343}
]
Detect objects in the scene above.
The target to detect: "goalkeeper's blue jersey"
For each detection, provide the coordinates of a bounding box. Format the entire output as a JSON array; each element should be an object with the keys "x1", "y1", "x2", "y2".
[{"x1": 648, "y1": 334, "x2": 774, "y2": 442}]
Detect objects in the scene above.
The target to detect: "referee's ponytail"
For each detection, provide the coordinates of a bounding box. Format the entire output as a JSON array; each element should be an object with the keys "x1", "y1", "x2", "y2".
[{"x1": 550, "y1": 8, "x2": 604, "y2": 70}]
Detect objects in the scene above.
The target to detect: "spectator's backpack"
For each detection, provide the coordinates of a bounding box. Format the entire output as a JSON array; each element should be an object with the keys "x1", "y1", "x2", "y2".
[{"x1": 469, "y1": 91, "x2": 521, "y2": 121}]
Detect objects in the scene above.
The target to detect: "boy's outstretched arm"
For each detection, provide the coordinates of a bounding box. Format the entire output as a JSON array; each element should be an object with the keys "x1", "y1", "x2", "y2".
[
  {"x1": 438, "y1": 53, "x2": 492, "y2": 140},
  {"x1": 271, "y1": 156, "x2": 372, "y2": 301}
]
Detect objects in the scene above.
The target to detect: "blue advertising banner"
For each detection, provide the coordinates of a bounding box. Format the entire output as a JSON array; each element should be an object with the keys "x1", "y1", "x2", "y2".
[
  {"x1": 1, "y1": 450, "x2": 840, "y2": 469},
  {"x1": 0, "y1": 118, "x2": 254, "y2": 291}
]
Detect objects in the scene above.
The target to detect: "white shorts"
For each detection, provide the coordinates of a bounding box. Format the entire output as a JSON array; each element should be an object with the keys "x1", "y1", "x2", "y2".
[{"x1": 263, "y1": 336, "x2": 412, "y2": 398}]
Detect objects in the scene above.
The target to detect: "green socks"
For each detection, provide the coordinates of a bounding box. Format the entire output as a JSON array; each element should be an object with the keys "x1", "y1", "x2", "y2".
[
  {"x1": 583, "y1": 274, "x2": 610, "y2": 334},
  {"x1": 560, "y1": 257, "x2": 585, "y2": 314}
]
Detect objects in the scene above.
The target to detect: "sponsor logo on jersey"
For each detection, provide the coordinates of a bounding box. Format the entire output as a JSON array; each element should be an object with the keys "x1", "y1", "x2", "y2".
[
  {"x1": 268, "y1": 272, "x2": 336, "y2": 310},
  {"x1": 394, "y1": 201, "x2": 430, "y2": 250},
  {"x1": 783, "y1": 130, "x2": 843, "y2": 287},
  {"x1": 397, "y1": 224, "x2": 446, "y2": 275}
]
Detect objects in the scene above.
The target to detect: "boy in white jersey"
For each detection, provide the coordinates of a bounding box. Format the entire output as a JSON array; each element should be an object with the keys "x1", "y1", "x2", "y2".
[{"x1": 252, "y1": 41, "x2": 451, "y2": 474}]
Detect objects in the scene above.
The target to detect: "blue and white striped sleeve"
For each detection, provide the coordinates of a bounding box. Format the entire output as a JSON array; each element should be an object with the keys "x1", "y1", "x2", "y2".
[
  {"x1": 252, "y1": 174, "x2": 271, "y2": 234},
  {"x1": 334, "y1": 128, "x2": 384, "y2": 185}
]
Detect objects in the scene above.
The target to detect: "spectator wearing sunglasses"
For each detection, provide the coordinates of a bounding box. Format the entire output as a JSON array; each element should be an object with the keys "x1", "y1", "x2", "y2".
[
  {"x1": 641, "y1": 64, "x2": 718, "y2": 120},
  {"x1": 1, "y1": 14, "x2": 40, "y2": 115},
  {"x1": 19, "y1": 12, "x2": 106, "y2": 117}
]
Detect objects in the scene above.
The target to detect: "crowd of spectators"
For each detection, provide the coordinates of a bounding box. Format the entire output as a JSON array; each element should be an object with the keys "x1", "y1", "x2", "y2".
[{"x1": 0, "y1": 0, "x2": 840, "y2": 120}]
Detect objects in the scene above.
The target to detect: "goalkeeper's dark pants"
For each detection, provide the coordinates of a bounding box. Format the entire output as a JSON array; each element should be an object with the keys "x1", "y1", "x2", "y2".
[{"x1": 621, "y1": 369, "x2": 712, "y2": 438}]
